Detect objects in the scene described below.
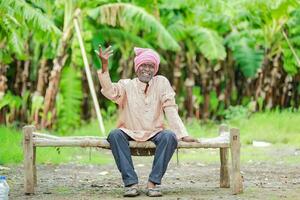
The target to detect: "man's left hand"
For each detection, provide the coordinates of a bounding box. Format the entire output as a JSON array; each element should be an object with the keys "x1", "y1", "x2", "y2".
[{"x1": 181, "y1": 136, "x2": 198, "y2": 143}]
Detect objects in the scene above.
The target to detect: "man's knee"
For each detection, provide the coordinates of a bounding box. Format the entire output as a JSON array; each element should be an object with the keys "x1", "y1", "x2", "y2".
[
  {"x1": 160, "y1": 130, "x2": 178, "y2": 144},
  {"x1": 107, "y1": 129, "x2": 124, "y2": 142}
]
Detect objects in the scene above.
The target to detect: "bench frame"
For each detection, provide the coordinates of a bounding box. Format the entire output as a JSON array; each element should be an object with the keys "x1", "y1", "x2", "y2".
[{"x1": 22, "y1": 125, "x2": 243, "y2": 195}]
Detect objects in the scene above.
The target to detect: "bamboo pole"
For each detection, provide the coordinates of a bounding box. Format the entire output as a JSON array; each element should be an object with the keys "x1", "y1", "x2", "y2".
[
  {"x1": 230, "y1": 128, "x2": 243, "y2": 194},
  {"x1": 73, "y1": 9, "x2": 106, "y2": 136},
  {"x1": 219, "y1": 124, "x2": 230, "y2": 188},
  {"x1": 23, "y1": 125, "x2": 36, "y2": 194}
]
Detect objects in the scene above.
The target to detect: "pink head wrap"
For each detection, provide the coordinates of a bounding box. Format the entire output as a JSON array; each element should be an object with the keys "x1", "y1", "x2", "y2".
[{"x1": 134, "y1": 47, "x2": 160, "y2": 75}]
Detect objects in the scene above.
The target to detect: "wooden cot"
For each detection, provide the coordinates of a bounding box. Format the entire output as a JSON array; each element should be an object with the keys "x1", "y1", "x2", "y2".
[{"x1": 22, "y1": 124, "x2": 243, "y2": 195}]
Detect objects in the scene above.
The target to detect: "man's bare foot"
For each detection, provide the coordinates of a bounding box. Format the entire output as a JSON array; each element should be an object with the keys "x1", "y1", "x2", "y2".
[{"x1": 147, "y1": 181, "x2": 156, "y2": 189}]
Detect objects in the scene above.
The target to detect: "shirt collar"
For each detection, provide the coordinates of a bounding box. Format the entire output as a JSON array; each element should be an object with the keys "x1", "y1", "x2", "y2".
[{"x1": 135, "y1": 77, "x2": 154, "y2": 91}]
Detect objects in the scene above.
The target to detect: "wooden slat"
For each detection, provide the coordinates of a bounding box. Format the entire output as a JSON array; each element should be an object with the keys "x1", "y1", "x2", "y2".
[{"x1": 33, "y1": 137, "x2": 230, "y2": 148}]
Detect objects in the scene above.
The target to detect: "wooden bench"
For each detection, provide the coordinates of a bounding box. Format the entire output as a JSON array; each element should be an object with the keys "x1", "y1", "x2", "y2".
[{"x1": 22, "y1": 124, "x2": 243, "y2": 195}]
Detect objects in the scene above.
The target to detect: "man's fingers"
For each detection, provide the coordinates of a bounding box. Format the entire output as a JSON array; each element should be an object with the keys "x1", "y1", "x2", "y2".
[
  {"x1": 106, "y1": 50, "x2": 113, "y2": 55},
  {"x1": 94, "y1": 50, "x2": 99, "y2": 55},
  {"x1": 182, "y1": 136, "x2": 198, "y2": 143},
  {"x1": 103, "y1": 50, "x2": 113, "y2": 57},
  {"x1": 107, "y1": 52, "x2": 114, "y2": 58},
  {"x1": 103, "y1": 45, "x2": 112, "y2": 54}
]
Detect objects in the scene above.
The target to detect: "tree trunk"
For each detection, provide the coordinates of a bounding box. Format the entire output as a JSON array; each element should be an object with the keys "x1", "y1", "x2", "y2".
[
  {"x1": 36, "y1": 59, "x2": 48, "y2": 95},
  {"x1": 41, "y1": 24, "x2": 73, "y2": 128},
  {"x1": 185, "y1": 52, "x2": 195, "y2": 119},
  {"x1": 173, "y1": 52, "x2": 183, "y2": 93},
  {"x1": 14, "y1": 61, "x2": 23, "y2": 95}
]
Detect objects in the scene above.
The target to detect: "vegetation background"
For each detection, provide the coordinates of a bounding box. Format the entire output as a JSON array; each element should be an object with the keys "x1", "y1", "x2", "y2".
[{"x1": 0, "y1": 0, "x2": 299, "y2": 165}]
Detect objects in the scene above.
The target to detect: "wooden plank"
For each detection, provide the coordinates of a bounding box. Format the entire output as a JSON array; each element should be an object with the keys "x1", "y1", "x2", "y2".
[
  {"x1": 219, "y1": 125, "x2": 230, "y2": 188},
  {"x1": 33, "y1": 138, "x2": 230, "y2": 148},
  {"x1": 23, "y1": 125, "x2": 36, "y2": 194},
  {"x1": 33, "y1": 132, "x2": 60, "y2": 139},
  {"x1": 230, "y1": 128, "x2": 243, "y2": 194}
]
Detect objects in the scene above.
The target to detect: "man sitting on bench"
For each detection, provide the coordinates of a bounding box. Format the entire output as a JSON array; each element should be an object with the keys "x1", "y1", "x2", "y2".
[{"x1": 97, "y1": 46, "x2": 197, "y2": 197}]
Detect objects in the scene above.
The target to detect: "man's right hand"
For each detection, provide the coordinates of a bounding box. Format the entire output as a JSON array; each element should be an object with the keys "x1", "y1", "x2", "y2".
[{"x1": 96, "y1": 45, "x2": 113, "y2": 73}]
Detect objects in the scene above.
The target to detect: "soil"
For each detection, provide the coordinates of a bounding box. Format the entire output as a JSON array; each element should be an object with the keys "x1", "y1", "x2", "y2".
[{"x1": 2, "y1": 149, "x2": 300, "y2": 200}]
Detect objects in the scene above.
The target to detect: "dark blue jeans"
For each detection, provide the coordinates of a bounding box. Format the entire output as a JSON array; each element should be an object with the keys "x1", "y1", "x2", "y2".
[{"x1": 107, "y1": 129, "x2": 178, "y2": 187}]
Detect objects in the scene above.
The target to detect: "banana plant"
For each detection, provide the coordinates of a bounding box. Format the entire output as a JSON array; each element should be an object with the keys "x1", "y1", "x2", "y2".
[
  {"x1": 42, "y1": 0, "x2": 74, "y2": 128},
  {"x1": 88, "y1": 2, "x2": 180, "y2": 51},
  {"x1": 0, "y1": 0, "x2": 61, "y2": 124}
]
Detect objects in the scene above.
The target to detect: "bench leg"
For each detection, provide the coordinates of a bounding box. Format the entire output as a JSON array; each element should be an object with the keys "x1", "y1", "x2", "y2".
[
  {"x1": 230, "y1": 128, "x2": 243, "y2": 194},
  {"x1": 219, "y1": 125, "x2": 230, "y2": 188},
  {"x1": 23, "y1": 125, "x2": 36, "y2": 194},
  {"x1": 220, "y1": 148, "x2": 230, "y2": 188},
  {"x1": 33, "y1": 146, "x2": 37, "y2": 186}
]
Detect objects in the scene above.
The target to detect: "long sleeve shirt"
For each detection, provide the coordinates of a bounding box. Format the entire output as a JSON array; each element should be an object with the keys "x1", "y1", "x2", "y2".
[{"x1": 98, "y1": 71, "x2": 188, "y2": 141}]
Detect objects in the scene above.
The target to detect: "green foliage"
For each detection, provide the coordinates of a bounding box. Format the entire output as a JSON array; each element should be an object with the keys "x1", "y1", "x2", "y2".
[
  {"x1": 282, "y1": 9, "x2": 300, "y2": 75},
  {"x1": 209, "y1": 90, "x2": 219, "y2": 112},
  {"x1": 0, "y1": 0, "x2": 61, "y2": 62},
  {"x1": 71, "y1": 33, "x2": 84, "y2": 67},
  {"x1": 30, "y1": 93, "x2": 44, "y2": 119},
  {"x1": 9, "y1": 0, "x2": 61, "y2": 34},
  {"x1": 224, "y1": 105, "x2": 250, "y2": 120},
  {"x1": 189, "y1": 27, "x2": 226, "y2": 60},
  {"x1": 226, "y1": 30, "x2": 264, "y2": 77},
  {"x1": 257, "y1": 96, "x2": 264, "y2": 111},
  {"x1": 229, "y1": 109, "x2": 300, "y2": 145},
  {"x1": 0, "y1": 126, "x2": 23, "y2": 164},
  {"x1": 101, "y1": 101, "x2": 117, "y2": 120},
  {"x1": 0, "y1": 91, "x2": 22, "y2": 110},
  {"x1": 0, "y1": 91, "x2": 23, "y2": 124},
  {"x1": 1, "y1": 0, "x2": 300, "y2": 130},
  {"x1": 55, "y1": 66, "x2": 83, "y2": 134},
  {"x1": 192, "y1": 86, "x2": 203, "y2": 106},
  {"x1": 88, "y1": 2, "x2": 180, "y2": 51},
  {"x1": 97, "y1": 27, "x2": 154, "y2": 50}
]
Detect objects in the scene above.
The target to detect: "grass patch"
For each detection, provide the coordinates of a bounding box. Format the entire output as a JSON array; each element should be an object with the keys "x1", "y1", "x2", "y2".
[
  {"x1": 1, "y1": 110, "x2": 300, "y2": 165},
  {"x1": 186, "y1": 109, "x2": 300, "y2": 146},
  {"x1": 0, "y1": 126, "x2": 23, "y2": 164}
]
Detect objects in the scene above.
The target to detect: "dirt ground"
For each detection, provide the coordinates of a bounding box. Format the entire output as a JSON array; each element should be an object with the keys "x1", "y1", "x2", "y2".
[{"x1": 3, "y1": 148, "x2": 300, "y2": 200}]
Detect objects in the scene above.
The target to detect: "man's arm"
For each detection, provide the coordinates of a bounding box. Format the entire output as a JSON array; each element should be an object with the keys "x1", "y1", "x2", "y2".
[
  {"x1": 164, "y1": 107, "x2": 198, "y2": 142},
  {"x1": 96, "y1": 45, "x2": 125, "y2": 105},
  {"x1": 161, "y1": 77, "x2": 198, "y2": 142}
]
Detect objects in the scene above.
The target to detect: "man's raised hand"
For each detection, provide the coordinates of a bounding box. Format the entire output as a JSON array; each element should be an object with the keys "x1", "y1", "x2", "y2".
[{"x1": 95, "y1": 45, "x2": 113, "y2": 72}]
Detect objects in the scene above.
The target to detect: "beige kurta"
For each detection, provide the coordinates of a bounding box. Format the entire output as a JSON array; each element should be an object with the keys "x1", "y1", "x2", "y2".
[{"x1": 98, "y1": 71, "x2": 188, "y2": 141}]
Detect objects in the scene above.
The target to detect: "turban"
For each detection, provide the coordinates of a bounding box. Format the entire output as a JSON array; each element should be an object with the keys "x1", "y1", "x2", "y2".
[{"x1": 134, "y1": 47, "x2": 160, "y2": 75}]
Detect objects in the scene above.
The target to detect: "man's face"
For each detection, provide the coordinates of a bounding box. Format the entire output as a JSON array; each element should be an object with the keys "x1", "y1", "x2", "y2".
[{"x1": 137, "y1": 63, "x2": 155, "y2": 83}]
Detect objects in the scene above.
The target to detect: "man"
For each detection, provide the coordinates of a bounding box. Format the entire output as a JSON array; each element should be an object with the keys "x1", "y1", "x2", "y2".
[{"x1": 97, "y1": 45, "x2": 197, "y2": 197}]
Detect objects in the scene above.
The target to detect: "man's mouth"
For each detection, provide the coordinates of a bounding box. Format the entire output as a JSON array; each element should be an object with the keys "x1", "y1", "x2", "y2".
[{"x1": 142, "y1": 72, "x2": 151, "y2": 76}]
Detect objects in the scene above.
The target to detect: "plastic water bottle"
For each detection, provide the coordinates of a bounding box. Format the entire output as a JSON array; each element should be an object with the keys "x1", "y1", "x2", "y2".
[{"x1": 0, "y1": 176, "x2": 9, "y2": 200}]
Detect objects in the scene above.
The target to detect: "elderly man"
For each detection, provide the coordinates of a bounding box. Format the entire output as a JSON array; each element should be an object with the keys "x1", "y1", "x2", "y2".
[{"x1": 97, "y1": 46, "x2": 197, "y2": 197}]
